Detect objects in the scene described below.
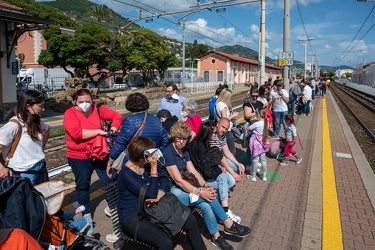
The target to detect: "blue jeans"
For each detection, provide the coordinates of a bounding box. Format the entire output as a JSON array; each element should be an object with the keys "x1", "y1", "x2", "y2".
[
  {"x1": 289, "y1": 95, "x2": 297, "y2": 115},
  {"x1": 222, "y1": 159, "x2": 244, "y2": 187},
  {"x1": 225, "y1": 131, "x2": 236, "y2": 156},
  {"x1": 246, "y1": 138, "x2": 253, "y2": 167},
  {"x1": 273, "y1": 111, "x2": 288, "y2": 137},
  {"x1": 303, "y1": 101, "x2": 311, "y2": 115},
  {"x1": 170, "y1": 185, "x2": 228, "y2": 235},
  {"x1": 19, "y1": 160, "x2": 45, "y2": 186},
  {"x1": 311, "y1": 91, "x2": 315, "y2": 100},
  {"x1": 206, "y1": 172, "x2": 233, "y2": 201},
  {"x1": 68, "y1": 157, "x2": 117, "y2": 215},
  {"x1": 320, "y1": 88, "x2": 326, "y2": 96}
]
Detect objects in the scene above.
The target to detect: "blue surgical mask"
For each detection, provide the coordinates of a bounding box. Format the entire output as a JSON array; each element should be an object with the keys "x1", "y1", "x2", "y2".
[{"x1": 78, "y1": 102, "x2": 91, "y2": 112}]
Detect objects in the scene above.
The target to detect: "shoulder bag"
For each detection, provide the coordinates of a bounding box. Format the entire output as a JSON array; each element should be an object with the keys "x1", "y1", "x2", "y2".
[
  {"x1": 0, "y1": 119, "x2": 22, "y2": 167},
  {"x1": 136, "y1": 183, "x2": 190, "y2": 238},
  {"x1": 111, "y1": 112, "x2": 147, "y2": 171}
]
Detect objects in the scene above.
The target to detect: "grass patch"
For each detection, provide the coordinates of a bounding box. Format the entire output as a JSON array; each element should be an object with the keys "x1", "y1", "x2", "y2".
[
  {"x1": 65, "y1": 177, "x2": 75, "y2": 183},
  {"x1": 50, "y1": 128, "x2": 65, "y2": 137}
]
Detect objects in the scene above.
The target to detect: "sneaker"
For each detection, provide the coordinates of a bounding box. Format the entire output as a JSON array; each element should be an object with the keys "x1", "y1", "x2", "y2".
[
  {"x1": 262, "y1": 173, "x2": 267, "y2": 181},
  {"x1": 246, "y1": 174, "x2": 256, "y2": 182},
  {"x1": 211, "y1": 235, "x2": 233, "y2": 250},
  {"x1": 224, "y1": 221, "x2": 251, "y2": 237},
  {"x1": 226, "y1": 209, "x2": 241, "y2": 224},
  {"x1": 72, "y1": 202, "x2": 85, "y2": 214},
  {"x1": 279, "y1": 161, "x2": 288, "y2": 166},
  {"x1": 270, "y1": 135, "x2": 280, "y2": 139},
  {"x1": 296, "y1": 157, "x2": 303, "y2": 164},
  {"x1": 106, "y1": 233, "x2": 119, "y2": 243},
  {"x1": 104, "y1": 205, "x2": 114, "y2": 217}
]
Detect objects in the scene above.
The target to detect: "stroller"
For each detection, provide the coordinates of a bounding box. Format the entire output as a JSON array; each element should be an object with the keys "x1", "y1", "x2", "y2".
[
  {"x1": 0, "y1": 176, "x2": 109, "y2": 250},
  {"x1": 35, "y1": 180, "x2": 110, "y2": 250}
]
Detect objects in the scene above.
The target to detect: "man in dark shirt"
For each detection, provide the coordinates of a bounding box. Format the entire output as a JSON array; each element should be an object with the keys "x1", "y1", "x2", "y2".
[{"x1": 157, "y1": 109, "x2": 178, "y2": 132}]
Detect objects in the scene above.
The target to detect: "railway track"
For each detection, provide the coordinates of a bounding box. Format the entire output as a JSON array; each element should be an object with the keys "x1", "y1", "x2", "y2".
[
  {"x1": 330, "y1": 83, "x2": 375, "y2": 142},
  {"x1": 46, "y1": 91, "x2": 248, "y2": 178}
]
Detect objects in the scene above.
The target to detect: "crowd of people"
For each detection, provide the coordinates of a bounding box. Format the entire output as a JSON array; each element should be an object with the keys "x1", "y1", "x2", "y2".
[{"x1": 0, "y1": 77, "x2": 328, "y2": 249}]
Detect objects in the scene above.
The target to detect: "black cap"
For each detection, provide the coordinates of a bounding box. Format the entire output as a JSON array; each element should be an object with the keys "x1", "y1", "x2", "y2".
[{"x1": 157, "y1": 109, "x2": 171, "y2": 118}]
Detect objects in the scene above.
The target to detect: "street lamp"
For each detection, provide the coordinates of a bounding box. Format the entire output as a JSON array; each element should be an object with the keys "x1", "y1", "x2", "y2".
[{"x1": 298, "y1": 37, "x2": 314, "y2": 79}]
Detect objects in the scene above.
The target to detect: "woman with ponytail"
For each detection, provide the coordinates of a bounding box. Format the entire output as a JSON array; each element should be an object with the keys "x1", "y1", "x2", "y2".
[{"x1": 0, "y1": 90, "x2": 49, "y2": 184}]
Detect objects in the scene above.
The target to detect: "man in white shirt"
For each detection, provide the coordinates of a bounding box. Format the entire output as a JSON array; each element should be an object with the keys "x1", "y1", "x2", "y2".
[
  {"x1": 302, "y1": 82, "x2": 313, "y2": 116},
  {"x1": 157, "y1": 83, "x2": 187, "y2": 118},
  {"x1": 269, "y1": 81, "x2": 289, "y2": 139}
]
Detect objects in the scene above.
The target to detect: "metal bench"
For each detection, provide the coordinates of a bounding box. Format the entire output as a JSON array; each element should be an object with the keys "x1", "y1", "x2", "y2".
[{"x1": 102, "y1": 182, "x2": 155, "y2": 250}]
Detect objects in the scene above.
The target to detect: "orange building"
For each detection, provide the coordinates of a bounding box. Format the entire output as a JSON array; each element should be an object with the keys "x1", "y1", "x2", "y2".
[
  {"x1": 0, "y1": 1, "x2": 51, "y2": 121},
  {"x1": 197, "y1": 50, "x2": 282, "y2": 85}
]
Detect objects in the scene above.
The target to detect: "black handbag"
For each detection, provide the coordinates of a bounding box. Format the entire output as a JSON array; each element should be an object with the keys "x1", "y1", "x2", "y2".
[{"x1": 137, "y1": 184, "x2": 190, "y2": 237}]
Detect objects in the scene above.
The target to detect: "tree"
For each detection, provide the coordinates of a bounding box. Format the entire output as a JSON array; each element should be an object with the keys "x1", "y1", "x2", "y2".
[
  {"x1": 114, "y1": 28, "x2": 171, "y2": 87},
  {"x1": 38, "y1": 22, "x2": 115, "y2": 85},
  {"x1": 38, "y1": 25, "x2": 75, "y2": 77},
  {"x1": 90, "y1": 5, "x2": 112, "y2": 23}
]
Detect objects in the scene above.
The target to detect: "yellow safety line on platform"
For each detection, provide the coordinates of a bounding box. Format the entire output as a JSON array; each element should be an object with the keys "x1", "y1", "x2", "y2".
[
  {"x1": 322, "y1": 98, "x2": 343, "y2": 249},
  {"x1": 62, "y1": 188, "x2": 105, "y2": 212}
]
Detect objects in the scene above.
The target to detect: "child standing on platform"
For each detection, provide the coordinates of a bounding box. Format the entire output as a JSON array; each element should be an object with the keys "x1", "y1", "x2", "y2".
[
  {"x1": 280, "y1": 114, "x2": 303, "y2": 166},
  {"x1": 247, "y1": 108, "x2": 269, "y2": 181}
]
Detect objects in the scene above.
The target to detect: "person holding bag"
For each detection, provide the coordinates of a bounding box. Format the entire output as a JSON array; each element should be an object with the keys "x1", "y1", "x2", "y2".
[
  {"x1": 63, "y1": 88, "x2": 122, "y2": 216},
  {"x1": 161, "y1": 121, "x2": 251, "y2": 250},
  {"x1": 118, "y1": 136, "x2": 206, "y2": 250},
  {"x1": 107, "y1": 92, "x2": 169, "y2": 176},
  {"x1": 0, "y1": 90, "x2": 49, "y2": 185}
]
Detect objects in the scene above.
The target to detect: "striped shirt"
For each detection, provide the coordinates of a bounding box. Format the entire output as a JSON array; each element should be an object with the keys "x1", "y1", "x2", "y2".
[{"x1": 209, "y1": 135, "x2": 227, "y2": 150}]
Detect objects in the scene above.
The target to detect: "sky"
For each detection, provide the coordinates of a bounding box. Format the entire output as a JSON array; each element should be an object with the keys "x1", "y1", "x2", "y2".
[{"x1": 50, "y1": 0, "x2": 375, "y2": 68}]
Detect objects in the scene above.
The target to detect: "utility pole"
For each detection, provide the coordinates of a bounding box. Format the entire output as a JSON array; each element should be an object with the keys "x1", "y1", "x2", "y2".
[
  {"x1": 298, "y1": 38, "x2": 314, "y2": 79},
  {"x1": 283, "y1": 0, "x2": 290, "y2": 89},
  {"x1": 259, "y1": 0, "x2": 266, "y2": 86},
  {"x1": 182, "y1": 19, "x2": 186, "y2": 87}
]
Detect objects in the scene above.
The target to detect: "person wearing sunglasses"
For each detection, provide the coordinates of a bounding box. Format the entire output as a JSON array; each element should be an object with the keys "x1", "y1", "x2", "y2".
[
  {"x1": 0, "y1": 90, "x2": 49, "y2": 184},
  {"x1": 160, "y1": 121, "x2": 251, "y2": 250}
]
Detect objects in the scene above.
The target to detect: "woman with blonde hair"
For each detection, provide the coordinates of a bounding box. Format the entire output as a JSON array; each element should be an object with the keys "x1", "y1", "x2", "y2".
[{"x1": 214, "y1": 88, "x2": 239, "y2": 155}]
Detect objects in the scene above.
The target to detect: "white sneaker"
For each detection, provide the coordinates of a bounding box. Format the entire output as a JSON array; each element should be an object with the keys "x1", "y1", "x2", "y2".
[
  {"x1": 246, "y1": 174, "x2": 257, "y2": 182},
  {"x1": 104, "y1": 205, "x2": 114, "y2": 217},
  {"x1": 262, "y1": 175, "x2": 267, "y2": 181},
  {"x1": 105, "y1": 233, "x2": 119, "y2": 243},
  {"x1": 226, "y1": 209, "x2": 241, "y2": 224}
]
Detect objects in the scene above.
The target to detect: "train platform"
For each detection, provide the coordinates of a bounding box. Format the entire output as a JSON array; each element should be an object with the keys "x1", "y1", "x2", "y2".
[{"x1": 58, "y1": 89, "x2": 375, "y2": 250}]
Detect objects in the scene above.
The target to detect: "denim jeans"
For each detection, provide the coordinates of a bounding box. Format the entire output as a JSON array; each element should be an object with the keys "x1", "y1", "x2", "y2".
[
  {"x1": 273, "y1": 111, "x2": 288, "y2": 137},
  {"x1": 68, "y1": 157, "x2": 117, "y2": 215},
  {"x1": 222, "y1": 159, "x2": 244, "y2": 187},
  {"x1": 62, "y1": 211, "x2": 93, "y2": 235},
  {"x1": 289, "y1": 95, "x2": 297, "y2": 115},
  {"x1": 246, "y1": 138, "x2": 253, "y2": 167},
  {"x1": 311, "y1": 91, "x2": 315, "y2": 100},
  {"x1": 206, "y1": 172, "x2": 232, "y2": 201},
  {"x1": 303, "y1": 101, "x2": 311, "y2": 115},
  {"x1": 19, "y1": 160, "x2": 45, "y2": 186},
  {"x1": 170, "y1": 186, "x2": 228, "y2": 235}
]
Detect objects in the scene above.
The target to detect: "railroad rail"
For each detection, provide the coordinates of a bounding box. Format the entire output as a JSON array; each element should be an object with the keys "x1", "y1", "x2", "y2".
[{"x1": 331, "y1": 83, "x2": 375, "y2": 143}]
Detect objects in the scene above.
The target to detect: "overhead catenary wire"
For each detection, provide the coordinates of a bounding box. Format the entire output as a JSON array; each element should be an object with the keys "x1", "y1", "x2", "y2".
[{"x1": 331, "y1": 5, "x2": 375, "y2": 67}]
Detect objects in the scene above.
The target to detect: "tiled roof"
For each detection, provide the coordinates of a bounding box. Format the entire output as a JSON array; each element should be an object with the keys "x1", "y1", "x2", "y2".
[
  {"x1": 205, "y1": 50, "x2": 281, "y2": 69},
  {"x1": 0, "y1": 0, "x2": 23, "y2": 11}
]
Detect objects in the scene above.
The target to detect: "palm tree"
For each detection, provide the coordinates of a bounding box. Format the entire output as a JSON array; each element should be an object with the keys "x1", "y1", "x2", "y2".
[{"x1": 91, "y1": 5, "x2": 112, "y2": 23}]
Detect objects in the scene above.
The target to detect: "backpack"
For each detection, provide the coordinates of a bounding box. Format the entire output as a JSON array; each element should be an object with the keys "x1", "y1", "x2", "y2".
[
  {"x1": 292, "y1": 84, "x2": 302, "y2": 96},
  {"x1": 208, "y1": 96, "x2": 218, "y2": 121}
]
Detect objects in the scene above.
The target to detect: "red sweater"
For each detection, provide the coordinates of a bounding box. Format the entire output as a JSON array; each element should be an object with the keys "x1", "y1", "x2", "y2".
[{"x1": 63, "y1": 105, "x2": 122, "y2": 159}]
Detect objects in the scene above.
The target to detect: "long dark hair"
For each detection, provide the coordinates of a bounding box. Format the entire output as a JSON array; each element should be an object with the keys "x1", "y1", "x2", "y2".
[
  {"x1": 15, "y1": 90, "x2": 44, "y2": 141},
  {"x1": 195, "y1": 121, "x2": 216, "y2": 145}
]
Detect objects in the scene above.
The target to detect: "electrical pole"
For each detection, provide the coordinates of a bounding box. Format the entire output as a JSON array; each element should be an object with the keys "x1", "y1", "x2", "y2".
[
  {"x1": 182, "y1": 19, "x2": 186, "y2": 87},
  {"x1": 298, "y1": 38, "x2": 314, "y2": 79},
  {"x1": 283, "y1": 0, "x2": 290, "y2": 89},
  {"x1": 259, "y1": 0, "x2": 266, "y2": 86}
]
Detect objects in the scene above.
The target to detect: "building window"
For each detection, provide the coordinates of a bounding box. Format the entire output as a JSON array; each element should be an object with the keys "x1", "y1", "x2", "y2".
[
  {"x1": 204, "y1": 71, "x2": 209, "y2": 82},
  {"x1": 211, "y1": 59, "x2": 216, "y2": 64},
  {"x1": 217, "y1": 71, "x2": 224, "y2": 81}
]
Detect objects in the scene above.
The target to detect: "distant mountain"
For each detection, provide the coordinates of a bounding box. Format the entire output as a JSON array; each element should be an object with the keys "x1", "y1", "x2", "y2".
[
  {"x1": 40, "y1": 0, "x2": 140, "y2": 33},
  {"x1": 216, "y1": 45, "x2": 277, "y2": 65}
]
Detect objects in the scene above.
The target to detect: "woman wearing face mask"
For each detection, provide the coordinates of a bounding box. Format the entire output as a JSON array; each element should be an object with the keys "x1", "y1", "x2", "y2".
[
  {"x1": 0, "y1": 90, "x2": 50, "y2": 185},
  {"x1": 63, "y1": 88, "x2": 122, "y2": 217},
  {"x1": 180, "y1": 100, "x2": 202, "y2": 140}
]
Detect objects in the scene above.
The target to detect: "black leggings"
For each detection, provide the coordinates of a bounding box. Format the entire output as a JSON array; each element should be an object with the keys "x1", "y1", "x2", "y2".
[{"x1": 121, "y1": 214, "x2": 206, "y2": 250}]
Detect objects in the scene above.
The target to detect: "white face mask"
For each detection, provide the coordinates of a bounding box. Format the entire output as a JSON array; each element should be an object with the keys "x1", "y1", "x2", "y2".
[
  {"x1": 78, "y1": 102, "x2": 91, "y2": 112},
  {"x1": 181, "y1": 111, "x2": 188, "y2": 117}
]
